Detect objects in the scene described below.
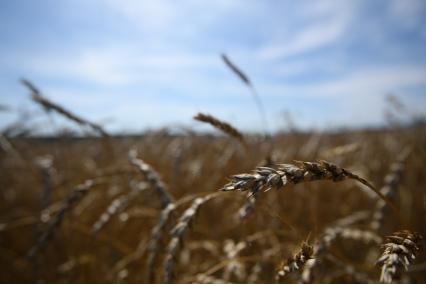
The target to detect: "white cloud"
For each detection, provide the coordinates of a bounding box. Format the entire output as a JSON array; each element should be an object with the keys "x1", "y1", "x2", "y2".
[
  {"x1": 259, "y1": 66, "x2": 426, "y2": 98},
  {"x1": 257, "y1": 20, "x2": 346, "y2": 60},
  {"x1": 103, "y1": 0, "x2": 247, "y2": 35},
  {"x1": 256, "y1": 66, "x2": 426, "y2": 128},
  {"x1": 256, "y1": 0, "x2": 357, "y2": 60},
  {"x1": 14, "y1": 47, "x2": 221, "y2": 87}
]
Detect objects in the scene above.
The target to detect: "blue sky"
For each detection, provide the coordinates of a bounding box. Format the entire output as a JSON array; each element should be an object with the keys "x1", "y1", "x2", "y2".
[{"x1": 1, "y1": 0, "x2": 426, "y2": 133}]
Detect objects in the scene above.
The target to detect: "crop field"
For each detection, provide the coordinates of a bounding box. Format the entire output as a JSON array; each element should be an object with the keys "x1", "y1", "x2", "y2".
[{"x1": 1, "y1": 101, "x2": 425, "y2": 283}]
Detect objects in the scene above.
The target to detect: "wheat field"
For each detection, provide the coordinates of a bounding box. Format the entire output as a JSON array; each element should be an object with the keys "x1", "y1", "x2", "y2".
[{"x1": 1, "y1": 118, "x2": 425, "y2": 283}]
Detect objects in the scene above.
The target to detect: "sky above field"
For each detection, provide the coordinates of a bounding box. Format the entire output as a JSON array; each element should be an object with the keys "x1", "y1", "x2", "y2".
[{"x1": 1, "y1": 0, "x2": 426, "y2": 134}]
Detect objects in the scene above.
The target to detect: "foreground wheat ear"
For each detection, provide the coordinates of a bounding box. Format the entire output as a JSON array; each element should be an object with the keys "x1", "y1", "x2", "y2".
[
  {"x1": 221, "y1": 160, "x2": 394, "y2": 209},
  {"x1": 377, "y1": 230, "x2": 423, "y2": 284}
]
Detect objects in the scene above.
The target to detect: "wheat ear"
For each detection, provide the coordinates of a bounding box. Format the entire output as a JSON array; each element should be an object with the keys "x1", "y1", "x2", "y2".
[
  {"x1": 221, "y1": 54, "x2": 251, "y2": 86},
  {"x1": 221, "y1": 53, "x2": 269, "y2": 136},
  {"x1": 162, "y1": 195, "x2": 214, "y2": 284},
  {"x1": 21, "y1": 79, "x2": 108, "y2": 137},
  {"x1": 237, "y1": 155, "x2": 275, "y2": 220},
  {"x1": 27, "y1": 179, "x2": 98, "y2": 259},
  {"x1": 222, "y1": 160, "x2": 394, "y2": 210},
  {"x1": 145, "y1": 203, "x2": 176, "y2": 283},
  {"x1": 276, "y1": 242, "x2": 313, "y2": 280},
  {"x1": 128, "y1": 149, "x2": 173, "y2": 208},
  {"x1": 91, "y1": 181, "x2": 148, "y2": 233},
  {"x1": 376, "y1": 230, "x2": 422, "y2": 284},
  {"x1": 371, "y1": 148, "x2": 410, "y2": 232},
  {"x1": 194, "y1": 112, "x2": 245, "y2": 144}
]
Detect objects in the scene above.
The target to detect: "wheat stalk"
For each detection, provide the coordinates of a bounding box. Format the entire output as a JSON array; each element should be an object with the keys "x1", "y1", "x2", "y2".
[
  {"x1": 21, "y1": 79, "x2": 109, "y2": 137},
  {"x1": 377, "y1": 230, "x2": 423, "y2": 284}
]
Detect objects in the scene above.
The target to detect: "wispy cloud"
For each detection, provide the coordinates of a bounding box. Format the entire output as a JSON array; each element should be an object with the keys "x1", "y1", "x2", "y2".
[{"x1": 257, "y1": 20, "x2": 345, "y2": 60}]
